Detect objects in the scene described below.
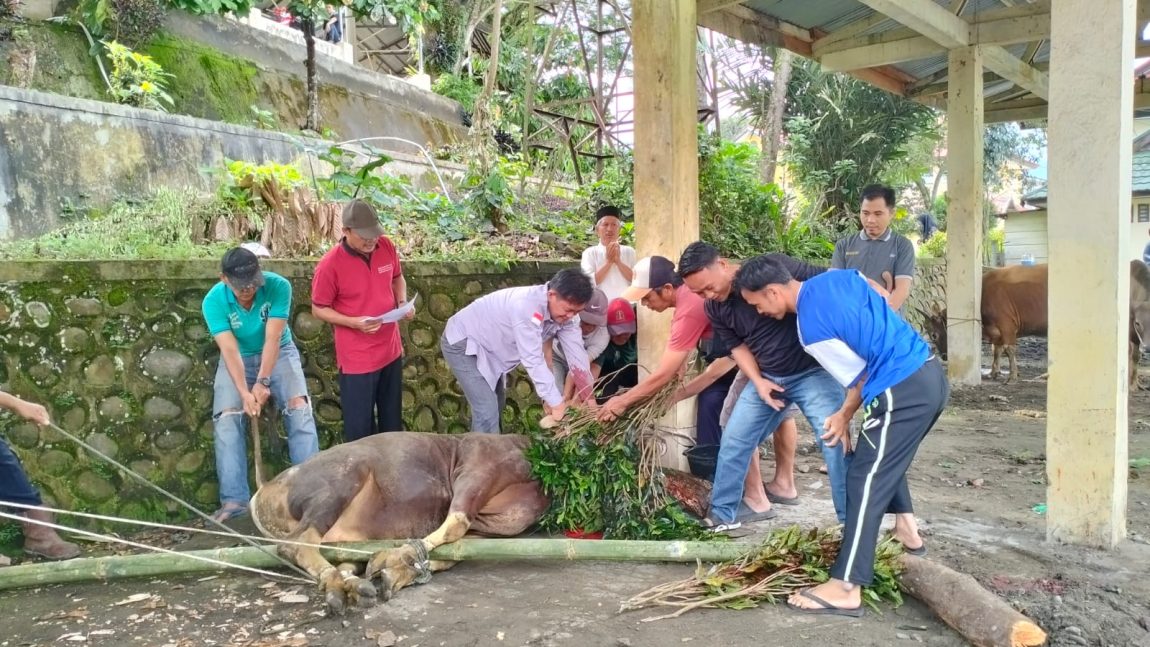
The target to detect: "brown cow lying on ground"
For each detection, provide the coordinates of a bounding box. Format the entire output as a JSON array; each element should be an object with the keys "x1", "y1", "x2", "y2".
[
  {"x1": 251, "y1": 432, "x2": 549, "y2": 612},
  {"x1": 982, "y1": 260, "x2": 1150, "y2": 385}
]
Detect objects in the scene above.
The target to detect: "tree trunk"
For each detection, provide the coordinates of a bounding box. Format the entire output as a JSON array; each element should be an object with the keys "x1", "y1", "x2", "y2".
[
  {"x1": 302, "y1": 19, "x2": 320, "y2": 133},
  {"x1": 760, "y1": 48, "x2": 793, "y2": 185},
  {"x1": 900, "y1": 555, "x2": 1047, "y2": 647}
]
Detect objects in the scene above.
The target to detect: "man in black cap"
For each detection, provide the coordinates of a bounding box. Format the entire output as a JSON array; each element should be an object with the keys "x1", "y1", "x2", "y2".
[
  {"x1": 312, "y1": 199, "x2": 412, "y2": 441},
  {"x1": 580, "y1": 205, "x2": 636, "y2": 301},
  {"x1": 202, "y1": 247, "x2": 320, "y2": 522}
]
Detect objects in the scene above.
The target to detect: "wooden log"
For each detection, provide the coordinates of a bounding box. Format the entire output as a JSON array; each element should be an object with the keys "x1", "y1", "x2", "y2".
[
  {"x1": 899, "y1": 555, "x2": 1047, "y2": 647},
  {"x1": 0, "y1": 538, "x2": 757, "y2": 591}
]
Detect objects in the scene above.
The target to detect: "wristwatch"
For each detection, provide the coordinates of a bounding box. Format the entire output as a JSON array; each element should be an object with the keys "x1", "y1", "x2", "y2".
[{"x1": 256, "y1": 377, "x2": 271, "y2": 388}]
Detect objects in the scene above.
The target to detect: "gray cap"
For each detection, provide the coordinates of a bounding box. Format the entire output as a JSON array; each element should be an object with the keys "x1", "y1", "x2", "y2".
[{"x1": 579, "y1": 289, "x2": 609, "y2": 327}]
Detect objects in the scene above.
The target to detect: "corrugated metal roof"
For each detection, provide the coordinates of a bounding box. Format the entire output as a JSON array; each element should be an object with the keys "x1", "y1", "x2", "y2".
[{"x1": 735, "y1": 0, "x2": 1050, "y2": 100}]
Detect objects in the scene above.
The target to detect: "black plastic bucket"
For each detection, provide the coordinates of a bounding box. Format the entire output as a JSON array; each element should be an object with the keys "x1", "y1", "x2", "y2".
[{"x1": 684, "y1": 444, "x2": 720, "y2": 481}]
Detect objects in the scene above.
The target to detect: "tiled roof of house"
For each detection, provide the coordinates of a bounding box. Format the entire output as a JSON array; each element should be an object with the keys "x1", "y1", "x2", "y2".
[{"x1": 1023, "y1": 149, "x2": 1150, "y2": 206}]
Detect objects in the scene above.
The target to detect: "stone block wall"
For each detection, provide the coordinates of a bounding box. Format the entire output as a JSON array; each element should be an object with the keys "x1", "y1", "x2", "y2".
[
  {"x1": 0, "y1": 260, "x2": 563, "y2": 525},
  {"x1": 905, "y1": 258, "x2": 948, "y2": 356}
]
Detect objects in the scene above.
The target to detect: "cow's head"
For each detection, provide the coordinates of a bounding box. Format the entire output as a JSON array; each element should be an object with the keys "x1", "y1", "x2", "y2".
[{"x1": 1131, "y1": 260, "x2": 1150, "y2": 350}]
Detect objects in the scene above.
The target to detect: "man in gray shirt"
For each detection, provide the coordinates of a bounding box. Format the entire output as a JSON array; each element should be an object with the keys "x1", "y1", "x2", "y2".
[
  {"x1": 441, "y1": 268, "x2": 596, "y2": 433},
  {"x1": 831, "y1": 184, "x2": 916, "y2": 311}
]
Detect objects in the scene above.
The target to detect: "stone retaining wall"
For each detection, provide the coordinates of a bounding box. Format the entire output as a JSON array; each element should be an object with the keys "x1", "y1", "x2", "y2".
[{"x1": 0, "y1": 261, "x2": 562, "y2": 525}]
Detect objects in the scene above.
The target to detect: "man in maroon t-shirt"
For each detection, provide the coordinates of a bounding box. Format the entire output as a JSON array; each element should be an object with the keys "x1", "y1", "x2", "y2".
[{"x1": 312, "y1": 200, "x2": 413, "y2": 441}]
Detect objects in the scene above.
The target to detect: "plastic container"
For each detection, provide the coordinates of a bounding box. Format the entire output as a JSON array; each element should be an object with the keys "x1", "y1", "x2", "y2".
[{"x1": 684, "y1": 444, "x2": 721, "y2": 481}]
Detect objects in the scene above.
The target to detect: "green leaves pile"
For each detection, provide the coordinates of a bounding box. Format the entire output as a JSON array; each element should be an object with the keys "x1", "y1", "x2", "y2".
[
  {"x1": 524, "y1": 429, "x2": 714, "y2": 541},
  {"x1": 621, "y1": 525, "x2": 905, "y2": 620}
]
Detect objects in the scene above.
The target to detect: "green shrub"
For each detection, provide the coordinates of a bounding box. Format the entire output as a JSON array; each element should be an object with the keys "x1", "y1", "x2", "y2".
[
  {"x1": 918, "y1": 231, "x2": 946, "y2": 259},
  {"x1": 103, "y1": 40, "x2": 174, "y2": 111}
]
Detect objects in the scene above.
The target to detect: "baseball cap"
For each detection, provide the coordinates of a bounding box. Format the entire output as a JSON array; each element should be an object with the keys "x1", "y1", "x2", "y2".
[
  {"x1": 579, "y1": 289, "x2": 609, "y2": 327},
  {"x1": 620, "y1": 256, "x2": 677, "y2": 302},
  {"x1": 607, "y1": 298, "x2": 636, "y2": 336},
  {"x1": 342, "y1": 199, "x2": 385, "y2": 240},
  {"x1": 220, "y1": 247, "x2": 265, "y2": 290},
  {"x1": 240, "y1": 241, "x2": 271, "y2": 258}
]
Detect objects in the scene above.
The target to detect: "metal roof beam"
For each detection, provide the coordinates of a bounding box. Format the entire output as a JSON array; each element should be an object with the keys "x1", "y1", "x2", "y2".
[
  {"x1": 979, "y1": 44, "x2": 1048, "y2": 100},
  {"x1": 698, "y1": 4, "x2": 911, "y2": 95},
  {"x1": 984, "y1": 90, "x2": 1150, "y2": 123},
  {"x1": 814, "y1": 3, "x2": 1049, "y2": 59},
  {"x1": 857, "y1": 0, "x2": 1049, "y2": 100}
]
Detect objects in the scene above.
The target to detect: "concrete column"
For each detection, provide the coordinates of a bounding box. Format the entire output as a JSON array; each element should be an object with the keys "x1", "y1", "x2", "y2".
[
  {"x1": 945, "y1": 46, "x2": 984, "y2": 387},
  {"x1": 1046, "y1": 0, "x2": 1134, "y2": 547},
  {"x1": 633, "y1": 0, "x2": 699, "y2": 470}
]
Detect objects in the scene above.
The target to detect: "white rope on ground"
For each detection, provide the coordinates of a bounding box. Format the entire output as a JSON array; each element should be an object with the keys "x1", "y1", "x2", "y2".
[
  {"x1": 43, "y1": 421, "x2": 315, "y2": 582},
  {"x1": 0, "y1": 509, "x2": 314, "y2": 584},
  {"x1": 0, "y1": 501, "x2": 374, "y2": 556}
]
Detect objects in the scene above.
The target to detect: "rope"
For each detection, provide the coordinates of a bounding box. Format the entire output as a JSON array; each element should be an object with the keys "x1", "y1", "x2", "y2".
[
  {"x1": 43, "y1": 421, "x2": 315, "y2": 583},
  {"x1": 0, "y1": 501, "x2": 374, "y2": 556},
  {"x1": 0, "y1": 509, "x2": 313, "y2": 584},
  {"x1": 406, "y1": 539, "x2": 433, "y2": 584}
]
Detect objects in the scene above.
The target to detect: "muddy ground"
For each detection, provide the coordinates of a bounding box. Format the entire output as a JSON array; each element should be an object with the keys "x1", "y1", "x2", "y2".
[{"x1": 2, "y1": 339, "x2": 1150, "y2": 647}]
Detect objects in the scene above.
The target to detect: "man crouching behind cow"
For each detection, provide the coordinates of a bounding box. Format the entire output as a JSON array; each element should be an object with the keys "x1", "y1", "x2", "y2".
[
  {"x1": 981, "y1": 260, "x2": 1150, "y2": 386},
  {"x1": 440, "y1": 268, "x2": 598, "y2": 432}
]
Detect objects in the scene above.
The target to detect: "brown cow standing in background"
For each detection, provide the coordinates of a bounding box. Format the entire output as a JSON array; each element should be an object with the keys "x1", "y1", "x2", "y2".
[{"x1": 981, "y1": 261, "x2": 1150, "y2": 385}]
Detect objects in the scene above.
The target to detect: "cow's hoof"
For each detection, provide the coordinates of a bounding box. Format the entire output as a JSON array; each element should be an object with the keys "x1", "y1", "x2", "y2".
[
  {"x1": 349, "y1": 577, "x2": 379, "y2": 609},
  {"x1": 324, "y1": 589, "x2": 347, "y2": 615}
]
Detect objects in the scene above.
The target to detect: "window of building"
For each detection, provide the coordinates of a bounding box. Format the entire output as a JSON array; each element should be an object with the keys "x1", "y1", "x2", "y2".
[{"x1": 1138, "y1": 204, "x2": 1150, "y2": 223}]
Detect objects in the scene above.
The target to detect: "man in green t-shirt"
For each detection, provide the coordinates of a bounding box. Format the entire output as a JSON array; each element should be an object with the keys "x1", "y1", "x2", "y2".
[{"x1": 201, "y1": 248, "x2": 319, "y2": 522}]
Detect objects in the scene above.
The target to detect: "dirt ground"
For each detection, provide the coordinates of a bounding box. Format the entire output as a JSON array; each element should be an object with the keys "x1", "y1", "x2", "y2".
[{"x1": 2, "y1": 339, "x2": 1150, "y2": 647}]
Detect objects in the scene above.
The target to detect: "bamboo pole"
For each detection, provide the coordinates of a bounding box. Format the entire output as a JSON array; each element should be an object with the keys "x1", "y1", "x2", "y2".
[{"x1": 0, "y1": 539, "x2": 757, "y2": 592}]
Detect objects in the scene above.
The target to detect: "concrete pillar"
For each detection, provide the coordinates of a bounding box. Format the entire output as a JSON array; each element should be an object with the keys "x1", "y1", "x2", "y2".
[
  {"x1": 945, "y1": 46, "x2": 984, "y2": 387},
  {"x1": 632, "y1": 0, "x2": 699, "y2": 470},
  {"x1": 1046, "y1": 0, "x2": 1134, "y2": 547}
]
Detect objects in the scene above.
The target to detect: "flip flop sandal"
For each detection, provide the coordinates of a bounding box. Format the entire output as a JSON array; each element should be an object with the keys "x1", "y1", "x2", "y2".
[
  {"x1": 763, "y1": 487, "x2": 801, "y2": 505},
  {"x1": 735, "y1": 501, "x2": 777, "y2": 524},
  {"x1": 901, "y1": 542, "x2": 927, "y2": 557},
  {"x1": 786, "y1": 589, "x2": 865, "y2": 618},
  {"x1": 210, "y1": 504, "x2": 249, "y2": 524},
  {"x1": 700, "y1": 517, "x2": 742, "y2": 533}
]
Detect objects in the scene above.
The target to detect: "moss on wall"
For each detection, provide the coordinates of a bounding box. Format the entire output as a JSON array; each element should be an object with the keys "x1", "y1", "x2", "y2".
[
  {"x1": 144, "y1": 34, "x2": 262, "y2": 125},
  {"x1": 0, "y1": 20, "x2": 106, "y2": 100},
  {"x1": 0, "y1": 260, "x2": 564, "y2": 533}
]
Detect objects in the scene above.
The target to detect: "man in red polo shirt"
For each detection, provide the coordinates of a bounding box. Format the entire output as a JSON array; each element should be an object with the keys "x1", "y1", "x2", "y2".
[{"x1": 312, "y1": 200, "x2": 413, "y2": 441}]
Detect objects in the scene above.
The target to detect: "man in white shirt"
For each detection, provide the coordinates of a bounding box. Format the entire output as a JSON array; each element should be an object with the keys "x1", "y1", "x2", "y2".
[{"x1": 580, "y1": 206, "x2": 636, "y2": 301}]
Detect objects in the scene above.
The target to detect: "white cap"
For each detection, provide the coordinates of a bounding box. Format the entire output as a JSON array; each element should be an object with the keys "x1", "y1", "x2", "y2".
[{"x1": 240, "y1": 242, "x2": 271, "y2": 258}]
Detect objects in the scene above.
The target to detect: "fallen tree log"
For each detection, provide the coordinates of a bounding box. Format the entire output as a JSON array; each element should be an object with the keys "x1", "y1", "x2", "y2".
[
  {"x1": 0, "y1": 538, "x2": 756, "y2": 591},
  {"x1": 900, "y1": 554, "x2": 1047, "y2": 647}
]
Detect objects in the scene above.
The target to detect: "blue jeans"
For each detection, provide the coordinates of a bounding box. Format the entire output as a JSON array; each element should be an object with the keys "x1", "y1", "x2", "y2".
[
  {"x1": 212, "y1": 343, "x2": 319, "y2": 507},
  {"x1": 709, "y1": 365, "x2": 848, "y2": 524}
]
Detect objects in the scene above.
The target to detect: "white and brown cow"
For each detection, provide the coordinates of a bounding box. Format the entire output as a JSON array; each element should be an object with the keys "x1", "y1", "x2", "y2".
[{"x1": 251, "y1": 432, "x2": 549, "y2": 612}]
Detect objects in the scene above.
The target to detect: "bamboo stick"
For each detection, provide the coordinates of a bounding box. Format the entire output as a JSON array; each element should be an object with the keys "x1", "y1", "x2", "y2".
[{"x1": 0, "y1": 539, "x2": 757, "y2": 592}]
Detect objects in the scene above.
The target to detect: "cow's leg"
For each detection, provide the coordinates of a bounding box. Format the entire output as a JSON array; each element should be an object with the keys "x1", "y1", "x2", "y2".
[
  {"x1": 1004, "y1": 345, "x2": 1019, "y2": 384},
  {"x1": 989, "y1": 343, "x2": 1002, "y2": 380},
  {"x1": 278, "y1": 525, "x2": 381, "y2": 613},
  {"x1": 365, "y1": 511, "x2": 472, "y2": 594}
]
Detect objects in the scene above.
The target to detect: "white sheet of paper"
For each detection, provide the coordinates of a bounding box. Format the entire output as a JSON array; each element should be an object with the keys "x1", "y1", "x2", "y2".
[{"x1": 366, "y1": 293, "x2": 418, "y2": 325}]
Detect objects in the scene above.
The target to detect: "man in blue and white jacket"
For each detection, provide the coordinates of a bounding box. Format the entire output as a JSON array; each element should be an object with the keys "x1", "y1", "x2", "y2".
[{"x1": 734, "y1": 255, "x2": 949, "y2": 618}]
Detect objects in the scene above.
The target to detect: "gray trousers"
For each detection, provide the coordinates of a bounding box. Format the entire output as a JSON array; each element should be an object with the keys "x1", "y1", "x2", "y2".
[{"x1": 441, "y1": 334, "x2": 505, "y2": 433}]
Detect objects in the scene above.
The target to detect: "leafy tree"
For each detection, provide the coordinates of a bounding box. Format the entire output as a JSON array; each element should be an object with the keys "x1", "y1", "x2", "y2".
[
  {"x1": 698, "y1": 133, "x2": 833, "y2": 261},
  {"x1": 782, "y1": 58, "x2": 938, "y2": 233}
]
